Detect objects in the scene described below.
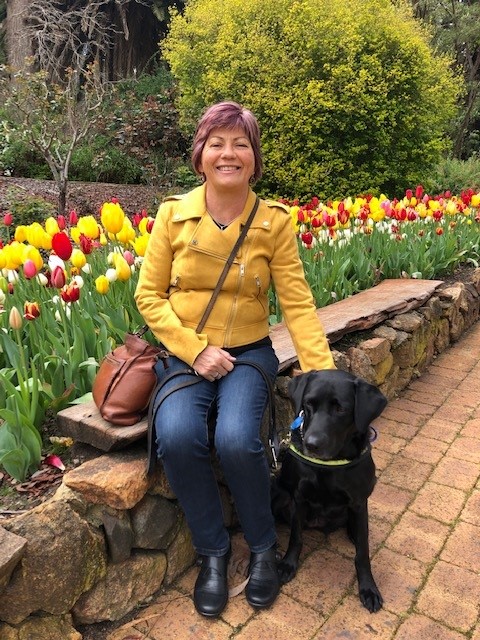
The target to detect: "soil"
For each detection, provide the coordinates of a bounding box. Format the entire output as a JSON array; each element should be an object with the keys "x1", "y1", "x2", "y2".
[{"x1": 0, "y1": 175, "x2": 162, "y2": 216}]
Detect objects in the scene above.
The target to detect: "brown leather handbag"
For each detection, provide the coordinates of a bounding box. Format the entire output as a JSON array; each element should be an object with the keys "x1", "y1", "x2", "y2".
[{"x1": 92, "y1": 328, "x2": 168, "y2": 425}]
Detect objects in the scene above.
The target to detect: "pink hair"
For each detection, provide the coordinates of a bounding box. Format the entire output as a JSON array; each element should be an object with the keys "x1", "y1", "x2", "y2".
[{"x1": 191, "y1": 101, "x2": 263, "y2": 183}]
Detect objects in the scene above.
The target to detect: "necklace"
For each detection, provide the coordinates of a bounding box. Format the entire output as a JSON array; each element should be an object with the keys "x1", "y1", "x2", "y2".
[{"x1": 213, "y1": 219, "x2": 230, "y2": 231}]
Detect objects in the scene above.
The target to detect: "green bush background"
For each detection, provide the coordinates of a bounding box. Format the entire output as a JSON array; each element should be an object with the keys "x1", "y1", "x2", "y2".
[{"x1": 162, "y1": 0, "x2": 460, "y2": 200}]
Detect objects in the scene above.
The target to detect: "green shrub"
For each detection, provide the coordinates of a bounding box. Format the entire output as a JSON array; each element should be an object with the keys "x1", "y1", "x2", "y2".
[
  {"x1": 426, "y1": 155, "x2": 480, "y2": 194},
  {"x1": 69, "y1": 137, "x2": 144, "y2": 184},
  {"x1": 163, "y1": 0, "x2": 461, "y2": 200},
  {"x1": 0, "y1": 139, "x2": 51, "y2": 179},
  {"x1": 2, "y1": 188, "x2": 56, "y2": 227}
]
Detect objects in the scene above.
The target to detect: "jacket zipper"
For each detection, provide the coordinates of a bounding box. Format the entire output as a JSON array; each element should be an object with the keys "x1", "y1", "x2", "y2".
[{"x1": 225, "y1": 263, "x2": 245, "y2": 343}]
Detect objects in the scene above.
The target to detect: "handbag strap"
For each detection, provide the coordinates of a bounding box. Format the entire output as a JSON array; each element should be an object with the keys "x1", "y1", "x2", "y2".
[{"x1": 196, "y1": 196, "x2": 260, "y2": 333}]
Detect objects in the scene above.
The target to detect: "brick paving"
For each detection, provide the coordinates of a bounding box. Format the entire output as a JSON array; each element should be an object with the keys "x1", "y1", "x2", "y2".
[{"x1": 107, "y1": 324, "x2": 480, "y2": 640}]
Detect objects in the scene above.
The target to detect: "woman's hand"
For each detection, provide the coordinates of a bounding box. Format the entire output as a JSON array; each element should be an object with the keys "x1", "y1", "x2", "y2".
[{"x1": 193, "y1": 346, "x2": 236, "y2": 381}]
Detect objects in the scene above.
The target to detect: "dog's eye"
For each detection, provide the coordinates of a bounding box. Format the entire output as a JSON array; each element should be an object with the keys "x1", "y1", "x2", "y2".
[{"x1": 333, "y1": 403, "x2": 347, "y2": 414}]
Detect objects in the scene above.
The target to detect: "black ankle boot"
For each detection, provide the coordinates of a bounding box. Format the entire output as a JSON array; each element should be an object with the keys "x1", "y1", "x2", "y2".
[
  {"x1": 245, "y1": 546, "x2": 280, "y2": 609},
  {"x1": 193, "y1": 548, "x2": 231, "y2": 618}
]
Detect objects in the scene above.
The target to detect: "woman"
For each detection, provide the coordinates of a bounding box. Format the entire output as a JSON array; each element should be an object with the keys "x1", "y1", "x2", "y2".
[{"x1": 135, "y1": 101, "x2": 335, "y2": 618}]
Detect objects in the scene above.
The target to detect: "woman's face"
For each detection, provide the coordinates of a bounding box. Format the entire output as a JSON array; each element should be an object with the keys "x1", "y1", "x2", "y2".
[{"x1": 199, "y1": 126, "x2": 255, "y2": 192}]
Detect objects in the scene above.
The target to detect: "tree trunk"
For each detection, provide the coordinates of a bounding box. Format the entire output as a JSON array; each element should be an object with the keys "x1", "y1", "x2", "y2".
[{"x1": 6, "y1": 0, "x2": 32, "y2": 68}]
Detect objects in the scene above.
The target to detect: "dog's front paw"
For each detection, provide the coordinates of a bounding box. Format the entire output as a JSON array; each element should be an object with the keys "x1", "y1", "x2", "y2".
[
  {"x1": 277, "y1": 559, "x2": 298, "y2": 584},
  {"x1": 359, "y1": 586, "x2": 383, "y2": 613}
]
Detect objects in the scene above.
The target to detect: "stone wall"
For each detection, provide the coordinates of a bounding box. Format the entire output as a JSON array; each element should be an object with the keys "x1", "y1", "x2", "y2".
[{"x1": 1, "y1": 273, "x2": 479, "y2": 640}]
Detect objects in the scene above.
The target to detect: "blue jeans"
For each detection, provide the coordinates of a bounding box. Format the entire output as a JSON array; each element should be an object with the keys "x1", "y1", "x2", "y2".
[{"x1": 152, "y1": 345, "x2": 279, "y2": 557}]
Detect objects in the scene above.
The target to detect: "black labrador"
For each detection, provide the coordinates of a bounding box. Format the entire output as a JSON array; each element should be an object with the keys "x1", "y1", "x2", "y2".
[{"x1": 272, "y1": 369, "x2": 387, "y2": 612}]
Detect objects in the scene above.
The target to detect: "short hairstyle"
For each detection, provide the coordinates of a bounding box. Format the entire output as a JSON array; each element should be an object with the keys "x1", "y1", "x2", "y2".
[{"x1": 191, "y1": 101, "x2": 263, "y2": 183}]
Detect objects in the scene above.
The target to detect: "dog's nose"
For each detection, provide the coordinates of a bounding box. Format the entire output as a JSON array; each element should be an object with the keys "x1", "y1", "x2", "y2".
[{"x1": 303, "y1": 433, "x2": 329, "y2": 456}]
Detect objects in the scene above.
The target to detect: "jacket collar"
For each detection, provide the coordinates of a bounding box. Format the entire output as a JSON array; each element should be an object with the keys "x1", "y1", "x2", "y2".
[{"x1": 171, "y1": 185, "x2": 263, "y2": 227}]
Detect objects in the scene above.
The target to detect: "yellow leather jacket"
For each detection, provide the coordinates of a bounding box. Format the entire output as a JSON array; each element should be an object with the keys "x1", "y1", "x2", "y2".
[{"x1": 134, "y1": 185, "x2": 335, "y2": 371}]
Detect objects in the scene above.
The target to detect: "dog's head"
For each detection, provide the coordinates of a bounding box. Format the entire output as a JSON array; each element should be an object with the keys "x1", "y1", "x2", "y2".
[{"x1": 288, "y1": 370, "x2": 387, "y2": 461}]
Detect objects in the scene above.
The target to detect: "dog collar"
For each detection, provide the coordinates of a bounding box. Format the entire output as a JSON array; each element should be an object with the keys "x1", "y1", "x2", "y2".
[
  {"x1": 288, "y1": 442, "x2": 371, "y2": 468},
  {"x1": 287, "y1": 411, "x2": 373, "y2": 468}
]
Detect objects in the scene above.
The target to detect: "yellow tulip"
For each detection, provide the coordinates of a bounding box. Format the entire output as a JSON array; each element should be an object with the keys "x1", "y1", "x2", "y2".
[
  {"x1": 71, "y1": 248, "x2": 87, "y2": 269},
  {"x1": 70, "y1": 227, "x2": 81, "y2": 243},
  {"x1": 95, "y1": 274, "x2": 110, "y2": 294},
  {"x1": 24, "y1": 246, "x2": 44, "y2": 271},
  {"x1": 41, "y1": 231, "x2": 52, "y2": 251},
  {"x1": 114, "y1": 254, "x2": 131, "y2": 281},
  {"x1": 101, "y1": 202, "x2": 125, "y2": 234},
  {"x1": 0, "y1": 250, "x2": 6, "y2": 270},
  {"x1": 115, "y1": 220, "x2": 136, "y2": 245},
  {"x1": 132, "y1": 234, "x2": 149, "y2": 257},
  {"x1": 25, "y1": 222, "x2": 45, "y2": 249},
  {"x1": 445, "y1": 200, "x2": 458, "y2": 215},
  {"x1": 14, "y1": 225, "x2": 27, "y2": 242},
  {"x1": 77, "y1": 215, "x2": 100, "y2": 239},
  {"x1": 471, "y1": 193, "x2": 480, "y2": 208},
  {"x1": 45, "y1": 216, "x2": 60, "y2": 236},
  {"x1": 3, "y1": 243, "x2": 23, "y2": 270},
  {"x1": 99, "y1": 232, "x2": 108, "y2": 246}
]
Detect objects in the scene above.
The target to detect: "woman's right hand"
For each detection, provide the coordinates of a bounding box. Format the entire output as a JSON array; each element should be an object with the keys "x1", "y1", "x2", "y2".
[{"x1": 193, "y1": 346, "x2": 236, "y2": 382}]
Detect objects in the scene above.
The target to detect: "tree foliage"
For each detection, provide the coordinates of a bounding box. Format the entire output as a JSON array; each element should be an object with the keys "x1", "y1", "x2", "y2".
[
  {"x1": 163, "y1": 0, "x2": 461, "y2": 199},
  {"x1": 409, "y1": 0, "x2": 480, "y2": 158},
  {"x1": 0, "y1": 61, "x2": 104, "y2": 213}
]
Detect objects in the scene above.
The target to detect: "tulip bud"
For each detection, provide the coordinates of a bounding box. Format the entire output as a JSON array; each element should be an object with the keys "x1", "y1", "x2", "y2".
[
  {"x1": 51, "y1": 265, "x2": 66, "y2": 288},
  {"x1": 9, "y1": 306, "x2": 23, "y2": 330},
  {"x1": 3, "y1": 212, "x2": 13, "y2": 226}
]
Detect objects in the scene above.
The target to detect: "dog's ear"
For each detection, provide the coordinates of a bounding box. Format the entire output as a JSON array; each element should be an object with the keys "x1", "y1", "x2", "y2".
[
  {"x1": 354, "y1": 378, "x2": 388, "y2": 433},
  {"x1": 288, "y1": 371, "x2": 314, "y2": 414}
]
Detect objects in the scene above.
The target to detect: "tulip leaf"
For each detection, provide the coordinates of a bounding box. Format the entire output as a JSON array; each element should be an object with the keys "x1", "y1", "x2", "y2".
[{"x1": 0, "y1": 448, "x2": 29, "y2": 482}]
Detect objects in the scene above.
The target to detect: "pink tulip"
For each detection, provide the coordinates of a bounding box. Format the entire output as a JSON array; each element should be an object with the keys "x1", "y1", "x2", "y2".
[
  {"x1": 23, "y1": 260, "x2": 38, "y2": 279},
  {"x1": 3, "y1": 212, "x2": 13, "y2": 226},
  {"x1": 51, "y1": 265, "x2": 66, "y2": 288},
  {"x1": 123, "y1": 250, "x2": 135, "y2": 265}
]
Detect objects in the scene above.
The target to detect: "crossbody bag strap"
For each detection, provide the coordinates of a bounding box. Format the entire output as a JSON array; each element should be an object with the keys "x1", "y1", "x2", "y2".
[{"x1": 196, "y1": 196, "x2": 260, "y2": 334}]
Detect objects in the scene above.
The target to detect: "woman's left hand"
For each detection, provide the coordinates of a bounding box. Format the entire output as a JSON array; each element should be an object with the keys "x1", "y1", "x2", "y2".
[{"x1": 193, "y1": 346, "x2": 236, "y2": 382}]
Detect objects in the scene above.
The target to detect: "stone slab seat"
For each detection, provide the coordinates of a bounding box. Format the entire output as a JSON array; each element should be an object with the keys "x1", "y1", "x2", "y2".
[{"x1": 56, "y1": 278, "x2": 443, "y2": 452}]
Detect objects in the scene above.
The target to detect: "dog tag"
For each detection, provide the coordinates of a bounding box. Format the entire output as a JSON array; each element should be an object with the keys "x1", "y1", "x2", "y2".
[{"x1": 290, "y1": 413, "x2": 304, "y2": 431}]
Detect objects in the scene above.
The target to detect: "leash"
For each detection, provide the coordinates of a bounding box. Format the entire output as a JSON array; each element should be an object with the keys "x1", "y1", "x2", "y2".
[{"x1": 146, "y1": 359, "x2": 278, "y2": 475}]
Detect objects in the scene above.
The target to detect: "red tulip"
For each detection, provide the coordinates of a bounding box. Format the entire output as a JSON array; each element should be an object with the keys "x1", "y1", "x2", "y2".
[
  {"x1": 57, "y1": 215, "x2": 66, "y2": 230},
  {"x1": 301, "y1": 231, "x2": 313, "y2": 246},
  {"x1": 79, "y1": 233, "x2": 93, "y2": 255},
  {"x1": 436, "y1": 227, "x2": 443, "y2": 235},
  {"x1": 146, "y1": 219, "x2": 155, "y2": 233},
  {"x1": 3, "y1": 212, "x2": 13, "y2": 226},
  {"x1": 405, "y1": 189, "x2": 413, "y2": 200},
  {"x1": 415, "y1": 185, "x2": 424, "y2": 199},
  {"x1": 52, "y1": 232, "x2": 73, "y2": 260},
  {"x1": 61, "y1": 283, "x2": 80, "y2": 303},
  {"x1": 69, "y1": 209, "x2": 78, "y2": 225}
]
